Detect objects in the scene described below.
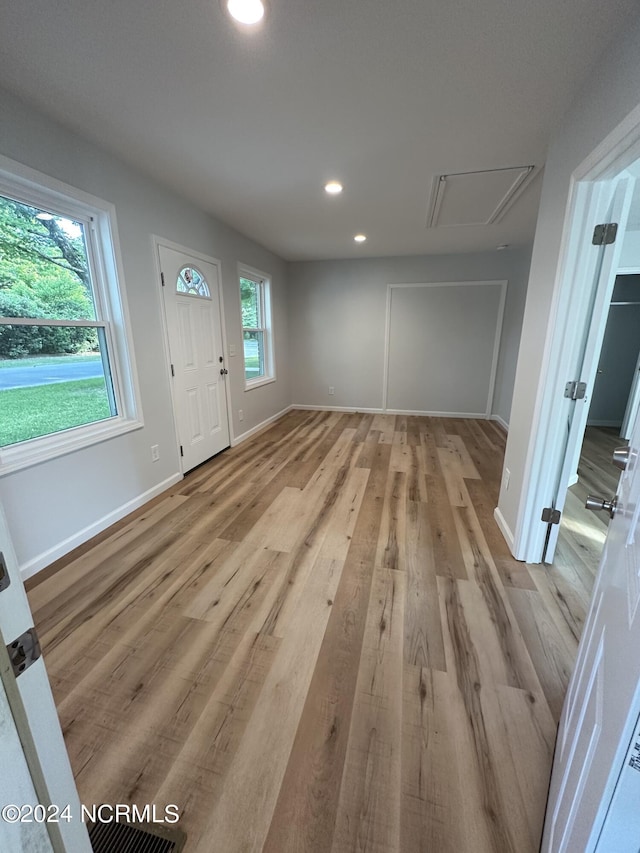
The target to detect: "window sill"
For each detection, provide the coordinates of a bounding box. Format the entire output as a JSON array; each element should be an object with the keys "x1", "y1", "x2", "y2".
[
  {"x1": 244, "y1": 376, "x2": 276, "y2": 392},
  {"x1": 0, "y1": 416, "x2": 144, "y2": 477}
]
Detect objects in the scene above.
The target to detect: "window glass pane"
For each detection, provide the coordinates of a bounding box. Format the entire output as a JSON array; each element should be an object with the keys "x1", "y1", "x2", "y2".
[
  {"x1": 240, "y1": 277, "x2": 261, "y2": 328},
  {"x1": 243, "y1": 330, "x2": 264, "y2": 381},
  {"x1": 0, "y1": 327, "x2": 117, "y2": 447},
  {"x1": 0, "y1": 194, "x2": 96, "y2": 321},
  {"x1": 176, "y1": 265, "x2": 210, "y2": 297}
]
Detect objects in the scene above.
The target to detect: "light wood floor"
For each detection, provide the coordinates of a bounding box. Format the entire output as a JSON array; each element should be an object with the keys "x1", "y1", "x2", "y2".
[
  {"x1": 555, "y1": 426, "x2": 624, "y2": 610},
  {"x1": 27, "y1": 410, "x2": 590, "y2": 852}
]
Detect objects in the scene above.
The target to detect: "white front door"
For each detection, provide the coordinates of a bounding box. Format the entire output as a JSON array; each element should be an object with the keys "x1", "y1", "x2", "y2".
[
  {"x1": 159, "y1": 244, "x2": 230, "y2": 473},
  {"x1": 0, "y1": 502, "x2": 91, "y2": 852},
  {"x1": 542, "y1": 386, "x2": 640, "y2": 850}
]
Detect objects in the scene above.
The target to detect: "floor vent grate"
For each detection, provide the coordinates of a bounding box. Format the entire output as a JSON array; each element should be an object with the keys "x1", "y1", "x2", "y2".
[{"x1": 89, "y1": 819, "x2": 186, "y2": 852}]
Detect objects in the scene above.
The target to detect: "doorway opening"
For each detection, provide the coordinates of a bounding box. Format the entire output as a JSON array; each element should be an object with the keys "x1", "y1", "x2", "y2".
[{"x1": 553, "y1": 271, "x2": 640, "y2": 603}]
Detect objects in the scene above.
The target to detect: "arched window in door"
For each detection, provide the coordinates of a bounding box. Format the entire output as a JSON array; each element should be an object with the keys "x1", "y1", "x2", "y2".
[{"x1": 176, "y1": 265, "x2": 210, "y2": 298}]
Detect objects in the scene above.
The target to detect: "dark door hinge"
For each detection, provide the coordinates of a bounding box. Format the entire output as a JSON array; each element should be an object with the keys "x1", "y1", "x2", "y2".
[
  {"x1": 161, "y1": 271, "x2": 165, "y2": 287},
  {"x1": 592, "y1": 223, "x2": 618, "y2": 245},
  {"x1": 564, "y1": 381, "x2": 587, "y2": 400},
  {"x1": 170, "y1": 364, "x2": 175, "y2": 377},
  {"x1": 0, "y1": 552, "x2": 10, "y2": 593},
  {"x1": 541, "y1": 507, "x2": 562, "y2": 525},
  {"x1": 180, "y1": 445, "x2": 184, "y2": 457},
  {"x1": 7, "y1": 628, "x2": 41, "y2": 677}
]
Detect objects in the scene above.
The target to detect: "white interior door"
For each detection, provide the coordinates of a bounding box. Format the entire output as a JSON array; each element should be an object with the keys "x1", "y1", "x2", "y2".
[
  {"x1": 0, "y1": 502, "x2": 91, "y2": 852},
  {"x1": 542, "y1": 397, "x2": 640, "y2": 851},
  {"x1": 159, "y1": 244, "x2": 230, "y2": 473},
  {"x1": 621, "y1": 348, "x2": 640, "y2": 439},
  {"x1": 0, "y1": 672, "x2": 53, "y2": 853},
  {"x1": 542, "y1": 176, "x2": 634, "y2": 562}
]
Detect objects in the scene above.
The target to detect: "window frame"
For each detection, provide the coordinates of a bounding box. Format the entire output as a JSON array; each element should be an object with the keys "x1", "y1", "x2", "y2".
[
  {"x1": 239, "y1": 264, "x2": 275, "y2": 390},
  {"x1": 0, "y1": 154, "x2": 143, "y2": 476}
]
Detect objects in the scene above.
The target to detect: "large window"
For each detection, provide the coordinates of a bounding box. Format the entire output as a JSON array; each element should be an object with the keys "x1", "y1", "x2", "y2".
[
  {"x1": 0, "y1": 158, "x2": 141, "y2": 474},
  {"x1": 240, "y1": 266, "x2": 274, "y2": 388}
]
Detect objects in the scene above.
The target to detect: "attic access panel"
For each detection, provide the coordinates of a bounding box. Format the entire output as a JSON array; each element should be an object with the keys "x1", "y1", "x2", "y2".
[{"x1": 427, "y1": 166, "x2": 534, "y2": 227}]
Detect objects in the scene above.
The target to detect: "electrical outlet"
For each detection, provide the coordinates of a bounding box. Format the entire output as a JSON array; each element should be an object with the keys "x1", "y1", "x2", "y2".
[
  {"x1": 328, "y1": 386, "x2": 335, "y2": 395},
  {"x1": 503, "y1": 467, "x2": 510, "y2": 491},
  {"x1": 238, "y1": 409, "x2": 244, "y2": 422},
  {"x1": 151, "y1": 444, "x2": 160, "y2": 462}
]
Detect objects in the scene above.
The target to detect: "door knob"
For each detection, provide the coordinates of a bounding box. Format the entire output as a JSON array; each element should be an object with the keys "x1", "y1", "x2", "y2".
[
  {"x1": 219, "y1": 368, "x2": 228, "y2": 375},
  {"x1": 585, "y1": 494, "x2": 618, "y2": 518},
  {"x1": 612, "y1": 446, "x2": 631, "y2": 471}
]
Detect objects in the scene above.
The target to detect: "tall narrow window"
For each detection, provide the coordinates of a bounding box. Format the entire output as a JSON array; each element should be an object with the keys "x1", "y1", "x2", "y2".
[
  {"x1": 0, "y1": 159, "x2": 141, "y2": 474},
  {"x1": 240, "y1": 266, "x2": 274, "y2": 388}
]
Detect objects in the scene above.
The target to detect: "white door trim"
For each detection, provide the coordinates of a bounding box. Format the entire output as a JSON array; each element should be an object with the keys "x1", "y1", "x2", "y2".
[
  {"x1": 512, "y1": 104, "x2": 640, "y2": 562},
  {"x1": 152, "y1": 236, "x2": 234, "y2": 469},
  {"x1": 382, "y1": 280, "x2": 506, "y2": 417}
]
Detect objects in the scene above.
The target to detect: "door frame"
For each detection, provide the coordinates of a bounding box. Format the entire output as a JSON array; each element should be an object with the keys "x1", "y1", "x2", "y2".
[
  {"x1": 152, "y1": 236, "x2": 234, "y2": 472},
  {"x1": 511, "y1": 103, "x2": 640, "y2": 562}
]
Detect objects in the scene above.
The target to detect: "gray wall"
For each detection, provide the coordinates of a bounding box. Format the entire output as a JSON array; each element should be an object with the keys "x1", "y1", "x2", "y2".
[
  {"x1": 288, "y1": 248, "x2": 532, "y2": 426},
  {"x1": 0, "y1": 87, "x2": 290, "y2": 575}
]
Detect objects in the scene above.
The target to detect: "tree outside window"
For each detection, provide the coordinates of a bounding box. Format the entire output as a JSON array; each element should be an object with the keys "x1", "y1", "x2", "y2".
[{"x1": 0, "y1": 162, "x2": 141, "y2": 473}]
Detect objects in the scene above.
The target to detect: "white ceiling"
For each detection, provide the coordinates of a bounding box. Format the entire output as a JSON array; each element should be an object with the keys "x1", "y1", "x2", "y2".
[{"x1": 0, "y1": 0, "x2": 635, "y2": 261}]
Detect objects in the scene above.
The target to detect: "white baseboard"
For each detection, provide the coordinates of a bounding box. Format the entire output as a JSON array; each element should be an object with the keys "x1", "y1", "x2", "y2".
[
  {"x1": 567, "y1": 471, "x2": 579, "y2": 487},
  {"x1": 292, "y1": 403, "x2": 490, "y2": 418},
  {"x1": 586, "y1": 419, "x2": 622, "y2": 428},
  {"x1": 292, "y1": 404, "x2": 383, "y2": 414},
  {"x1": 384, "y1": 408, "x2": 488, "y2": 418},
  {"x1": 493, "y1": 506, "x2": 515, "y2": 552},
  {"x1": 20, "y1": 472, "x2": 183, "y2": 582},
  {"x1": 231, "y1": 405, "x2": 293, "y2": 447},
  {"x1": 491, "y1": 414, "x2": 509, "y2": 432}
]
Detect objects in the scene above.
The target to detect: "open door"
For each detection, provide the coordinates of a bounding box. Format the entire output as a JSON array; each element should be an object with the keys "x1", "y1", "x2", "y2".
[
  {"x1": 542, "y1": 363, "x2": 640, "y2": 850},
  {"x1": 540, "y1": 175, "x2": 634, "y2": 562},
  {"x1": 621, "y1": 347, "x2": 640, "y2": 439},
  {"x1": 0, "y1": 503, "x2": 91, "y2": 851}
]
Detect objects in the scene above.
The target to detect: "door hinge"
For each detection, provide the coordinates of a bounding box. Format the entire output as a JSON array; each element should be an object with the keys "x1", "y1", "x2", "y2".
[
  {"x1": 592, "y1": 223, "x2": 618, "y2": 245},
  {"x1": 180, "y1": 445, "x2": 184, "y2": 457},
  {"x1": 564, "y1": 380, "x2": 587, "y2": 400},
  {"x1": 0, "y1": 552, "x2": 10, "y2": 593},
  {"x1": 541, "y1": 507, "x2": 562, "y2": 525},
  {"x1": 6, "y1": 628, "x2": 41, "y2": 678},
  {"x1": 170, "y1": 363, "x2": 175, "y2": 377},
  {"x1": 161, "y1": 271, "x2": 165, "y2": 287}
]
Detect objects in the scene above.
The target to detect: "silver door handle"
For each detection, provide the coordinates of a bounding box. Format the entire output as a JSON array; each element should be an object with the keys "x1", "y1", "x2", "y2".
[
  {"x1": 585, "y1": 494, "x2": 618, "y2": 518},
  {"x1": 612, "y1": 446, "x2": 631, "y2": 471}
]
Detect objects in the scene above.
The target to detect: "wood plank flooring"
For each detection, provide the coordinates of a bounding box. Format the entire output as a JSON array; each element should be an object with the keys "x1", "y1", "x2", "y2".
[{"x1": 26, "y1": 410, "x2": 593, "y2": 852}]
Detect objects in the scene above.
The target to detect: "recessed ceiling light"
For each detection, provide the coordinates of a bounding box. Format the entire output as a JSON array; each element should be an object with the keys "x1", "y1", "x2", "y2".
[
  {"x1": 227, "y1": 0, "x2": 264, "y2": 25},
  {"x1": 324, "y1": 181, "x2": 343, "y2": 195},
  {"x1": 354, "y1": 234, "x2": 367, "y2": 243}
]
